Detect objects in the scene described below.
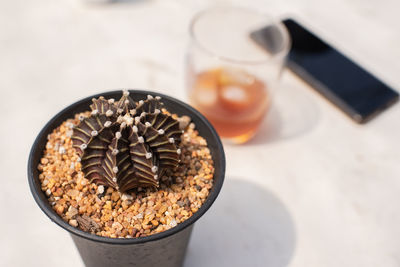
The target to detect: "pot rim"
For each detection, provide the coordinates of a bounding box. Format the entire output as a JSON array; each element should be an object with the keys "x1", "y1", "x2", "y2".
[{"x1": 28, "y1": 89, "x2": 225, "y2": 245}]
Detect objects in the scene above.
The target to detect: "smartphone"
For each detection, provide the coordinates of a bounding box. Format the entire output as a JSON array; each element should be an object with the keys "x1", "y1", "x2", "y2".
[{"x1": 250, "y1": 18, "x2": 399, "y2": 123}]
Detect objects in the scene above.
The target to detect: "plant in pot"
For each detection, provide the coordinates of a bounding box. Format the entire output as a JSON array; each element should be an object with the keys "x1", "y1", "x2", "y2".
[{"x1": 28, "y1": 90, "x2": 225, "y2": 267}]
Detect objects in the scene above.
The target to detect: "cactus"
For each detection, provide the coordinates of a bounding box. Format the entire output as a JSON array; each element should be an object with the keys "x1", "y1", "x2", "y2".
[{"x1": 71, "y1": 90, "x2": 183, "y2": 192}]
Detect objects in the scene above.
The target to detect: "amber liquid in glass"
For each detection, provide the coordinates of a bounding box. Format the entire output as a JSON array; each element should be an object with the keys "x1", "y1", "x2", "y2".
[{"x1": 190, "y1": 68, "x2": 269, "y2": 143}]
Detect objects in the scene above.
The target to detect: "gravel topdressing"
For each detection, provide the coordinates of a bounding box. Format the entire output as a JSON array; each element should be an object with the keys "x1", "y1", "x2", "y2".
[{"x1": 37, "y1": 113, "x2": 214, "y2": 238}]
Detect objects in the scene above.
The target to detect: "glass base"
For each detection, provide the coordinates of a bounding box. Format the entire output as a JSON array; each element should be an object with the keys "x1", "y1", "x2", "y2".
[{"x1": 221, "y1": 129, "x2": 258, "y2": 144}]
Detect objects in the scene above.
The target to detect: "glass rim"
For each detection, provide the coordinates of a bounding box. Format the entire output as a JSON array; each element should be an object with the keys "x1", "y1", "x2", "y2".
[{"x1": 189, "y1": 5, "x2": 291, "y2": 66}]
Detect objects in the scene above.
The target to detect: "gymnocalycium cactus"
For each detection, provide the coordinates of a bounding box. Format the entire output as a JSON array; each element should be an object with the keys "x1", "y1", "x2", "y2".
[{"x1": 71, "y1": 90, "x2": 183, "y2": 192}]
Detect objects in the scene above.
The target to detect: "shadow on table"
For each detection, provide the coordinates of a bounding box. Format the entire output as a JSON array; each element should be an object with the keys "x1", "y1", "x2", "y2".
[
  {"x1": 246, "y1": 82, "x2": 320, "y2": 145},
  {"x1": 184, "y1": 178, "x2": 296, "y2": 267}
]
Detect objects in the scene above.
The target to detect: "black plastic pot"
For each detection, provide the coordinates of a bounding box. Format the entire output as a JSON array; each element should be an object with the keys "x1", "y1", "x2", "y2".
[{"x1": 28, "y1": 90, "x2": 225, "y2": 267}]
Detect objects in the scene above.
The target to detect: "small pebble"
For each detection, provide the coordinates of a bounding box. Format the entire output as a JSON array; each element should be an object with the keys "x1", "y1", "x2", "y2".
[
  {"x1": 56, "y1": 206, "x2": 64, "y2": 215},
  {"x1": 67, "y1": 206, "x2": 78, "y2": 218},
  {"x1": 45, "y1": 189, "x2": 51, "y2": 196},
  {"x1": 121, "y1": 193, "x2": 133, "y2": 201},
  {"x1": 69, "y1": 219, "x2": 78, "y2": 227},
  {"x1": 97, "y1": 185, "x2": 104, "y2": 194},
  {"x1": 65, "y1": 122, "x2": 74, "y2": 129},
  {"x1": 112, "y1": 222, "x2": 123, "y2": 232},
  {"x1": 178, "y1": 116, "x2": 191, "y2": 130},
  {"x1": 59, "y1": 146, "x2": 66, "y2": 154},
  {"x1": 169, "y1": 219, "x2": 177, "y2": 227},
  {"x1": 67, "y1": 189, "x2": 79, "y2": 197}
]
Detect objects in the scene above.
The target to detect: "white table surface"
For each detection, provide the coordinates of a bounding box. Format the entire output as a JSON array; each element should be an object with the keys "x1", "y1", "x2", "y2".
[{"x1": 1, "y1": 0, "x2": 399, "y2": 266}]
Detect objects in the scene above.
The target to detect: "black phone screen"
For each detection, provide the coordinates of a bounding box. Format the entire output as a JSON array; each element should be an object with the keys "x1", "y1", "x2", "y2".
[{"x1": 252, "y1": 19, "x2": 399, "y2": 123}]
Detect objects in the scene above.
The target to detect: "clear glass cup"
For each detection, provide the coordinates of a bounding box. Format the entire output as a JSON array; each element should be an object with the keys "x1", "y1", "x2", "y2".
[{"x1": 185, "y1": 6, "x2": 290, "y2": 144}]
